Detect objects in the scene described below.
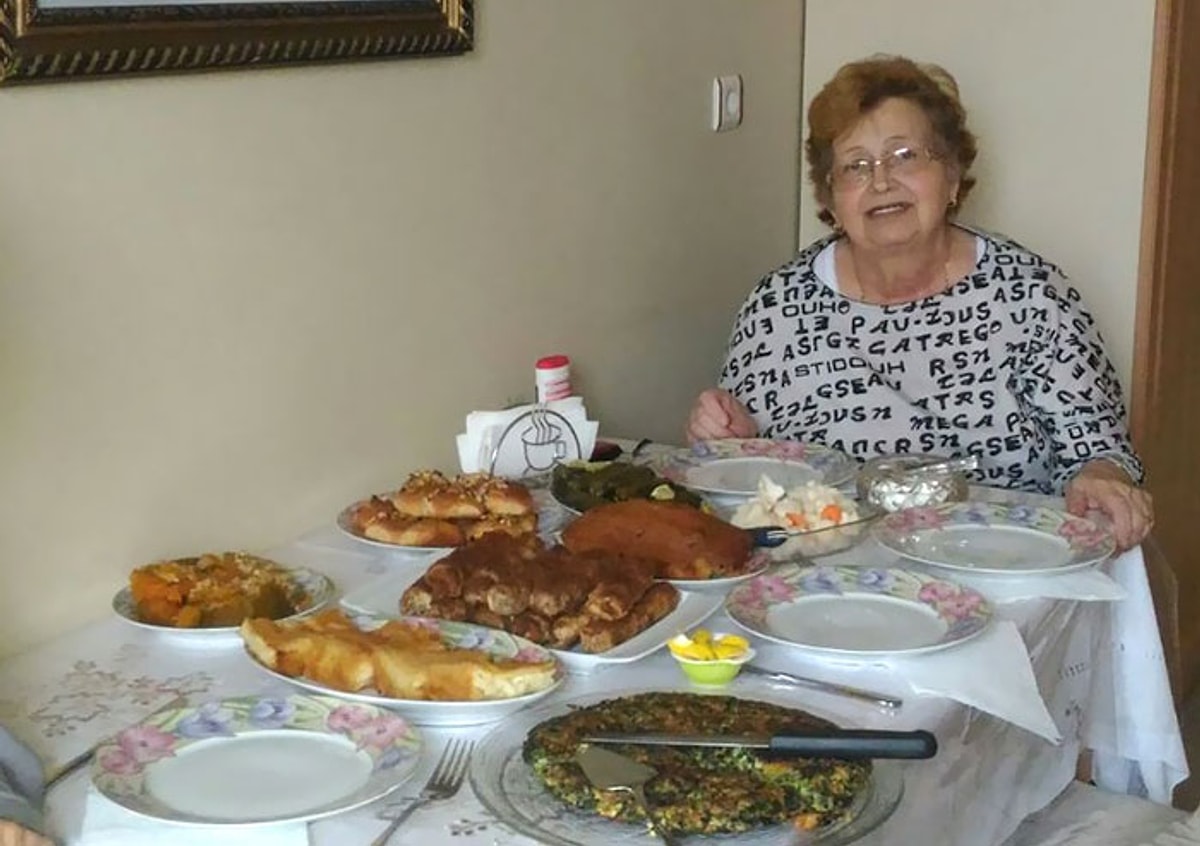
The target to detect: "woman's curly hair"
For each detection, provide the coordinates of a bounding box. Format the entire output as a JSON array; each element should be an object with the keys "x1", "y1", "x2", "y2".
[{"x1": 806, "y1": 55, "x2": 978, "y2": 227}]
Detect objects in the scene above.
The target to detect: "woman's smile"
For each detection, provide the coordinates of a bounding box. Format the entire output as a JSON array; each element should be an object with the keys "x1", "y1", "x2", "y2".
[{"x1": 865, "y1": 201, "x2": 913, "y2": 217}]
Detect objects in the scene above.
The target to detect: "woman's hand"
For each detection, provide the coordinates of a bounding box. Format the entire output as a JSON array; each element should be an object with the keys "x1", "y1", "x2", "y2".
[
  {"x1": 686, "y1": 389, "x2": 758, "y2": 444},
  {"x1": 1065, "y1": 459, "x2": 1154, "y2": 552},
  {"x1": 0, "y1": 821, "x2": 53, "y2": 846}
]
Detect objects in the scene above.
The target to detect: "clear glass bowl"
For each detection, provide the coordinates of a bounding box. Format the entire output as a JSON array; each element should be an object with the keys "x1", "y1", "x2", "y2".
[
  {"x1": 761, "y1": 507, "x2": 883, "y2": 560},
  {"x1": 856, "y1": 453, "x2": 969, "y2": 513}
]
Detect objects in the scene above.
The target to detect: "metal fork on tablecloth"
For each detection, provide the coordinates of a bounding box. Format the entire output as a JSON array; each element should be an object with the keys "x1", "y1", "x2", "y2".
[{"x1": 370, "y1": 738, "x2": 474, "y2": 846}]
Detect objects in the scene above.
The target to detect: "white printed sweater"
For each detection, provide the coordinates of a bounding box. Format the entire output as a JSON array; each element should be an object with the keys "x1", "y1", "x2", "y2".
[{"x1": 718, "y1": 227, "x2": 1143, "y2": 493}]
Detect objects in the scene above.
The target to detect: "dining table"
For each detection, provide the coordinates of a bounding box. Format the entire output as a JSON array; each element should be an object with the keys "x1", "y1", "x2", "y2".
[{"x1": 0, "y1": 441, "x2": 1188, "y2": 846}]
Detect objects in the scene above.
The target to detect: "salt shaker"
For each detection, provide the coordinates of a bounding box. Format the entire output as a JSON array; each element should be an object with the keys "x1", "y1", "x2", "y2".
[{"x1": 535, "y1": 355, "x2": 572, "y2": 402}]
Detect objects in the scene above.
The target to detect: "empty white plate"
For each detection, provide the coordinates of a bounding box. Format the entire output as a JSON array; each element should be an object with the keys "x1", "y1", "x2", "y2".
[
  {"x1": 92, "y1": 694, "x2": 421, "y2": 826},
  {"x1": 652, "y1": 439, "x2": 857, "y2": 497},
  {"x1": 725, "y1": 564, "x2": 992, "y2": 656},
  {"x1": 873, "y1": 502, "x2": 1115, "y2": 575}
]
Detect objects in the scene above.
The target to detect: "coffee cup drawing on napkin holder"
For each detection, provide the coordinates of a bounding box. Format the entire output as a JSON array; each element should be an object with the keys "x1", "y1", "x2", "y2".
[{"x1": 488, "y1": 406, "x2": 583, "y2": 476}]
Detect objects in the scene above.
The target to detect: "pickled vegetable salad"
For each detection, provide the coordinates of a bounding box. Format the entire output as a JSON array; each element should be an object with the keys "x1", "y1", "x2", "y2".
[{"x1": 731, "y1": 476, "x2": 859, "y2": 532}]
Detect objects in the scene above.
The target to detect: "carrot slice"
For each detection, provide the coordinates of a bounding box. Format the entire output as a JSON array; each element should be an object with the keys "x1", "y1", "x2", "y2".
[{"x1": 819, "y1": 504, "x2": 844, "y2": 523}]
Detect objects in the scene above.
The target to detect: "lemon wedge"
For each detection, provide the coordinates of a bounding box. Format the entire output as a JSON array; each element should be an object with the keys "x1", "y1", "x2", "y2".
[{"x1": 668, "y1": 630, "x2": 749, "y2": 662}]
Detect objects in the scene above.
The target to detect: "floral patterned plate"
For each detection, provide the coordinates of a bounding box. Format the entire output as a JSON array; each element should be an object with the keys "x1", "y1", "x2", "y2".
[
  {"x1": 651, "y1": 438, "x2": 858, "y2": 497},
  {"x1": 111, "y1": 563, "x2": 336, "y2": 637},
  {"x1": 872, "y1": 502, "x2": 1115, "y2": 575},
  {"x1": 726, "y1": 564, "x2": 992, "y2": 656},
  {"x1": 244, "y1": 614, "x2": 564, "y2": 726},
  {"x1": 92, "y1": 694, "x2": 421, "y2": 826}
]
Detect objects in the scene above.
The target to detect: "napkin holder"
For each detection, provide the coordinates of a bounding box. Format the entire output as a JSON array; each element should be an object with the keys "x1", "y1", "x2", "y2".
[{"x1": 457, "y1": 399, "x2": 598, "y2": 479}]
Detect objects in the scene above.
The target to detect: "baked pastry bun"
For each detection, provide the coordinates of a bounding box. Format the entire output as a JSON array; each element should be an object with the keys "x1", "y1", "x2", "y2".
[
  {"x1": 391, "y1": 470, "x2": 485, "y2": 519},
  {"x1": 346, "y1": 472, "x2": 538, "y2": 547}
]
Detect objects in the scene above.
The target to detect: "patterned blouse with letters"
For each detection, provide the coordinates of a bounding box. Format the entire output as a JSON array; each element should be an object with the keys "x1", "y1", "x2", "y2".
[{"x1": 718, "y1": 227, "x2": 1143, "y2": 493}]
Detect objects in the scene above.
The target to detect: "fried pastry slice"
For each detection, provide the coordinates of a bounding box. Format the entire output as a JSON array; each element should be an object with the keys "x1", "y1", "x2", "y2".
[
  {"x1": 424, "y1": 559, "x2": 465, "y2": 597},
  {"x1": 582, "y1": 553, "x2": 657, "y2": 622},
  {"x1": 578, "y1": 583, "x2": 680, "y2": 653},
  {"x1": 526, "y1": 548, "x2": 597, "y2": 618},
  {"x1": 241, "y1": 611, "x2": 376, "y2": 691},
  {"x1": 462, "y1": 568, "x2": 502, "y2": 606},
  {"x1": 548, "y1": 611, "x2": 587, "y2": 649},
  {"x1": 486, "y1": 557, "x2": 534, "y2": 616},
  {"x1": 400, "y1": 577, "x2": 470, "y2": 619},
  {"x1": 373, "y1": 644, "x2": 556, "y2": 700},
  {"x1": 241, "y1": 609, "x2": 557, "y2": 701},
  {"x1": 400, "y1": 577, "x2": 435, "y2": 616},
  {"x1": 509, "y1": 610, "x2": 553, "y2": 646},
  {"x1": 426, "y1": 596, "x2": 470, "y2": 621}
]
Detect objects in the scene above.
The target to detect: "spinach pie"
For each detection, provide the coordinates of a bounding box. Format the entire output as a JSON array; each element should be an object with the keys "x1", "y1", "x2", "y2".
[{"x1": 523, "y1": 691, "x2": 872, "y2": 835}]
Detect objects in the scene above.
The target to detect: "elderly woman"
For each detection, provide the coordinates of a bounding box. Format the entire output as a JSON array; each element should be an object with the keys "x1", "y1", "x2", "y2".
[{"x1": 686, "y1": 55, "x2": 1152, "y2": 550}]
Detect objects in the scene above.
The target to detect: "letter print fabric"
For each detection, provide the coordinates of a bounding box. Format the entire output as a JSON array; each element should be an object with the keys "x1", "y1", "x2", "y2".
[{"x1": 718, "y1": 227, "x2": 1144, "y2": 493}]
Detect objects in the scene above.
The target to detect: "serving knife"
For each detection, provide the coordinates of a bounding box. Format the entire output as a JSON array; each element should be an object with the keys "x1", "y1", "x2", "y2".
[
  {"x1": 581, "y1": 728, "x2": 937, "y2": 761},
  {"x1": 743, "y1": 526, "x2": 792, "y2": 548}
]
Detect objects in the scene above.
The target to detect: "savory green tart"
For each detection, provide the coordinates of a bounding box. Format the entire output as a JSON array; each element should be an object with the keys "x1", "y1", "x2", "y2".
[{"x1": 522, "y1": 692, "x2": 871, "y2": 835}]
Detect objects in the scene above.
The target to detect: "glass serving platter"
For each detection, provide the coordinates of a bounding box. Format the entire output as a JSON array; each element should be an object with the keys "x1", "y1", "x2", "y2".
[{"x1": 470, "y1": 688, "x2": 904, "y2": 846}]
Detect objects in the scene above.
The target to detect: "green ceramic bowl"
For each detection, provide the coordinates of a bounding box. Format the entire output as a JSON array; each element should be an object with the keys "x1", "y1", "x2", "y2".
[{"x1": 672, "y1": 648, "x2": 756, "y2": 686}]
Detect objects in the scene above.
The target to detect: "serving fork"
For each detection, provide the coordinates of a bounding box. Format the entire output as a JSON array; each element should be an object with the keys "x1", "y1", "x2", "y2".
[{"x1": 370, "y1": 738, "x2": 474, "y2": 846}]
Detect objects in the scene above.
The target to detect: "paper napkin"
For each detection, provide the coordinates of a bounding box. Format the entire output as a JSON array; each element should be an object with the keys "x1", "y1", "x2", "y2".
[
  {"x1": 951, "y1": 568, "x2": 1128, "y2": 604},
  {"x1": 80, "y1": 787, "x2": 309, "y2": 845},
  {"x1": 754, "y1": 617, "x2": 1060, "y2": 742},
  {"x1": 885, "y1": 619, "x2": 1061, "y2": 742},
  {"x1": 456, "y1": 397, "x2": 599, "y2": 478}
]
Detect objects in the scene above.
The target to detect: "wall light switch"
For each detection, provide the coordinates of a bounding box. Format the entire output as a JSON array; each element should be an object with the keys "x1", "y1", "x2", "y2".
[{"x1": 712, "y1": 74, "x2": 743, "y2": 132}]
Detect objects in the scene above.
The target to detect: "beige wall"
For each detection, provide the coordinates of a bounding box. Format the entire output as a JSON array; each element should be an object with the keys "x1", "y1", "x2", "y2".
[
  {"x1": 800, "y1": 0, "x2": 1155, "y2": 388},
  {"x1": 0, "y1": 1, "x2": 804, "y2": 653}
]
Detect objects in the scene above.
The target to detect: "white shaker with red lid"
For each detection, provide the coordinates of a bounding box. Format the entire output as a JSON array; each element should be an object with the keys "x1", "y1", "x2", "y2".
[{"x1": 535, "y1": 354, "x2": 572, "y2": 402}]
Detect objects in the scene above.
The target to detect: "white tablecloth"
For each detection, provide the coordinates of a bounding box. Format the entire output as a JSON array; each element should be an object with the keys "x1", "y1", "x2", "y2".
[
  {"x1": 0, "y1": 485, "x2": 1184, "y2": 846},
  {"x1": 1001, "y1": 782, "x2": 1193, "y2": 846}
]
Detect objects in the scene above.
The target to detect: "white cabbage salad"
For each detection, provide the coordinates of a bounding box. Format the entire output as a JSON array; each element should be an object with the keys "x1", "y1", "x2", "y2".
[{"x1": 730, "y1": 476, "x2": 859, "y2": 532}]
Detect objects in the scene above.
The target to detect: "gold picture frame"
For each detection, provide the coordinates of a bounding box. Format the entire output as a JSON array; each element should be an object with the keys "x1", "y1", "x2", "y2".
[{"x1": 0, "y1": 0, "x2": 472, "y2": 84}]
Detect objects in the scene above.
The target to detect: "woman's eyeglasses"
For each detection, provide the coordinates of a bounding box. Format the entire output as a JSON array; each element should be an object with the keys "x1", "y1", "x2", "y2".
[{"x1": 829, "y1": 146, "x2": 941, "y2": 188}]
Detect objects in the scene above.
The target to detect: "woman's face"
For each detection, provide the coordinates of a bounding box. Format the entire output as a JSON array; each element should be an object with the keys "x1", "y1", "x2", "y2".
[{"x1": 828, "y1": 97, "x2": 959, "y2": 252}]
